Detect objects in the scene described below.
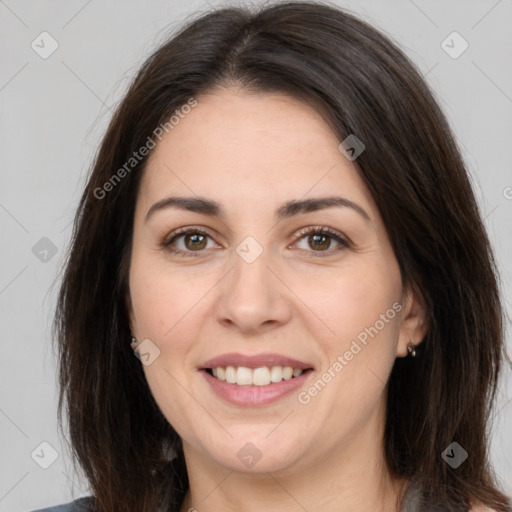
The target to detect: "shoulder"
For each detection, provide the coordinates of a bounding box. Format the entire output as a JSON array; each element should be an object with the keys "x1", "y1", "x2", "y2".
[{"x1": 30, "y1": 496, "x2": 95, "y2": 512}]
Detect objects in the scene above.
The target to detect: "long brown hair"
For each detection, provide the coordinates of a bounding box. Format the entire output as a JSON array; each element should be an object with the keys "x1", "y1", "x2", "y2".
[{"x1": 53, "y1": 1, "x2": 512, "y2": 510}]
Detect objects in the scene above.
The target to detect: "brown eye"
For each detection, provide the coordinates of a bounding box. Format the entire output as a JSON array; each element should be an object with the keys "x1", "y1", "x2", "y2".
[
  {"x1": 293, "y1": 226, "x2": 350, "y2": 257},
  {"x1": 183, "y1": 233, "x2": 208, "y2": 251},
  {"x1": 162, "y1": 228, "x2": 216, "y2": 257},
  {"x1": 308, "y1": 233, "x2": 331, "y2": 251}
]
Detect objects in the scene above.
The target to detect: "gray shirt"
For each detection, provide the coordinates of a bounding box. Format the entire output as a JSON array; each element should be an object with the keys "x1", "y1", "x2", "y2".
[
  {"x1": 30, "y1": 496, "x2": 93, "y2": 512},
  {"x1": 30, "y1": 481, "x2": 424, "y2": 511}
]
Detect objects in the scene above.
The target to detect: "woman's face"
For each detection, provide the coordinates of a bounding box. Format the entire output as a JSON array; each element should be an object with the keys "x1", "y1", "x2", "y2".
[{"x1": 128, "y1": 87, "x2": 425, "y2": 474}]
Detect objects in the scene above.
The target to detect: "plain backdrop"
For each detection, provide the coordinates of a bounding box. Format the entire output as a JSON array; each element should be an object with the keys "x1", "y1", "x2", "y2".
[{"x1": 1, "y1": 1, "x2": 511, "y2": 510}]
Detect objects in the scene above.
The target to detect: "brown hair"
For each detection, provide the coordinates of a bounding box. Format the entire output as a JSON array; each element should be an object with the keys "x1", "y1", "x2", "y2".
[{"x1": 53, "y1": 1, "x2": 512, "y2": 510}]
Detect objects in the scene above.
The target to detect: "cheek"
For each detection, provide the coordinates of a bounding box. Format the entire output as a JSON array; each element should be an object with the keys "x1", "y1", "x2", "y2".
[
  {"x1": 295, "y1": 260, "x2": 401, "y2": 346},
  {"x1": 299, "y1": 256, "x2": 402, "y2": 396},
  {"x1": 129, "y1": 247, "x2": 208, "y2": 339},
  {"x1": 129, "y1": 260, "x2": 210, "y2": 434},
  {"x1": 142, "y1": 362, "x2": 202, "y2": 442},
  {"x1": 293, "y1": 267, "x2": 401, "y2": 442},
  {"x1": 337, "y1": 276, "x2": 398, "y2": 344}
]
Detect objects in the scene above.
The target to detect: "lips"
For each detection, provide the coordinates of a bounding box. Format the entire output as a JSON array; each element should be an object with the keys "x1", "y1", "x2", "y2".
[
  {"x1": 202, "y1": 367, "x2": 312, "y2": 406},
  {"x1": 199, "y1": 352, "x2": 315, "y2": 405}
]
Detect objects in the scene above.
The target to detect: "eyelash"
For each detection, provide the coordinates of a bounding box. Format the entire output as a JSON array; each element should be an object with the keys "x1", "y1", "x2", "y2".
[{"x1": 161, "y1": 225, "x2": 350, "y2": 258}]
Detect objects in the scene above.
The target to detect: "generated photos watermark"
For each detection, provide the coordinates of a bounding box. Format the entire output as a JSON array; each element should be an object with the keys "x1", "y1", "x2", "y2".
[
  {"x1": 94, "y1": 97, "x2": 197, "y2": 200},
  {"x1": 297, "y1": 301, "x2": 403, "y2": 404}
]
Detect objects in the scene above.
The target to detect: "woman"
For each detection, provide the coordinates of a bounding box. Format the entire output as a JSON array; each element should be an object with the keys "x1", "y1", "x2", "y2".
[{"x1": 33, "y1": 1, "x2": 511, "y2": 511}]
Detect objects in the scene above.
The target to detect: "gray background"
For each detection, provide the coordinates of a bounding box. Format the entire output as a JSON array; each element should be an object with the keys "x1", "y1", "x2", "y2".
[{"x1": 1, "y1": 0, "x2": 511, "y2": 510}]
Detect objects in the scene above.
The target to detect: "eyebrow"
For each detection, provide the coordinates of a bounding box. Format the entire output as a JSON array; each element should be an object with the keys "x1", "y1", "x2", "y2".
[{"x1": 144, "y1": 195, "x2": 371, "y2": 224}]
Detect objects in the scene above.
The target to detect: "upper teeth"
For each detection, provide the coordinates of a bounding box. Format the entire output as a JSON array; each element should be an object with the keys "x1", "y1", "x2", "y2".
[{"x1": 211, "y1": 366, "x2": 304, "y2": 386}]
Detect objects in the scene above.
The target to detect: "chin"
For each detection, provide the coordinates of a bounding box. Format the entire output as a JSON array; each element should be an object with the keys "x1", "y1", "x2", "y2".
[{"x1": 201, "y1": 435, "x2": 305, "y2": 474}]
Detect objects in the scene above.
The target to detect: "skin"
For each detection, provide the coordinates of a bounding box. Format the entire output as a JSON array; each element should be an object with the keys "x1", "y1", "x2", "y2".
[{"x1": 127, "y1": 87, "x2": 429, "y2": 512}]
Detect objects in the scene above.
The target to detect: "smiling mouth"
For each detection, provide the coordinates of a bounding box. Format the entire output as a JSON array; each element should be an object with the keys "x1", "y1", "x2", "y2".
[{"x1": 204, "y1": 365, "x2": 314, "y2": 387}]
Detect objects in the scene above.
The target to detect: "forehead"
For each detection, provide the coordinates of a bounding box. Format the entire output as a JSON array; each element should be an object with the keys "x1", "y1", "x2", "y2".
[{"x1": 138, "y1": 88, "x2": 375, "y2": 216}]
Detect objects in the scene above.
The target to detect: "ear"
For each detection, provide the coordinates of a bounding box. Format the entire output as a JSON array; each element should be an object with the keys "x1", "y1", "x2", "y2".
[{"x1": 396, "y1": 281, "x2": 429, "y2": 358}]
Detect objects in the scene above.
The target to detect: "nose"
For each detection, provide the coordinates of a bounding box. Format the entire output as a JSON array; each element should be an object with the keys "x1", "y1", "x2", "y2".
[{"x1": 215, "y1": 244, "x2": 292, "y2": 335}]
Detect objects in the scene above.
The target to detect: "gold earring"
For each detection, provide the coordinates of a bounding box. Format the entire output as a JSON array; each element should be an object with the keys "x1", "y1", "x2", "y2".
[{"x1": 407, "y1": 343, "x2": 416, "y2": 357}]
